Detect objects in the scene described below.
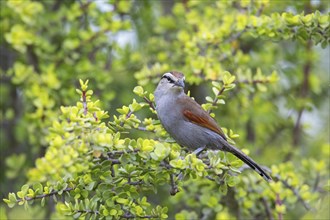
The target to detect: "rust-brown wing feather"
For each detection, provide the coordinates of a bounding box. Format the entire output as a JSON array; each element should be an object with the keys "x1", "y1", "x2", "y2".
[{"x1": 179, "y1": 96, "x2": 227, "y2": 141}]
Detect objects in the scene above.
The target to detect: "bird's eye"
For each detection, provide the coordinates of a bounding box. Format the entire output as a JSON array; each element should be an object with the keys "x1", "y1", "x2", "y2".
[{"x1": 162, "y1": 75, "x2": 175, "y2": 84}]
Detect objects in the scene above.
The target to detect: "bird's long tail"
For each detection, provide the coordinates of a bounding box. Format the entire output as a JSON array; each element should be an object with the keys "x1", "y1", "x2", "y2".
[{"x1": 224, "y1": 144, "x2": 272, "y2": 182}]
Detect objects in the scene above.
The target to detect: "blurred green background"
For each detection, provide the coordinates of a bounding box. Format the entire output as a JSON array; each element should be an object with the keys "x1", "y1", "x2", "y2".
[{"x1": 0, "y1": 0, "x2": 329, "y2": 219}]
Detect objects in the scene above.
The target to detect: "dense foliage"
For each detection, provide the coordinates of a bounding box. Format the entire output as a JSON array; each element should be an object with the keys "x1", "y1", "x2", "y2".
[{"x1": 1, "y1": 0, "x2": 329, "y2": 219}]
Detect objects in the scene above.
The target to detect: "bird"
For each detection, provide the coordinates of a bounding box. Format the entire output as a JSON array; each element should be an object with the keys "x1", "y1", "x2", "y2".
[{"x1": 154, "y1": 71, "x2": 272, "y2": 182}]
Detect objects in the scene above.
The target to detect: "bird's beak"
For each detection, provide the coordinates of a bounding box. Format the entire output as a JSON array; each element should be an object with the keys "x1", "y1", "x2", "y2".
[{"x1": 174, "y1": 79, "x2": 185, "y2": 88}]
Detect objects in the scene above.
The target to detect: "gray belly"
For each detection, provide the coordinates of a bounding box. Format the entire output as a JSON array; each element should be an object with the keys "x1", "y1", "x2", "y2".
[{"x1": 163, "y1": 119, "x2": 222, "y2": 150}]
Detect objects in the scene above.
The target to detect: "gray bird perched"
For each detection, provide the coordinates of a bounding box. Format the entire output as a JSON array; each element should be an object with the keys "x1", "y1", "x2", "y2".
[{"x1": 154, "y1": 71, "x2": 272, "y2": 182}]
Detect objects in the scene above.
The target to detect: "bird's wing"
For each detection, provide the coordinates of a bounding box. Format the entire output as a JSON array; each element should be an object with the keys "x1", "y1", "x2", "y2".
[{"x1": 179, "y1": 96, "x2": 227, "y2": 141}]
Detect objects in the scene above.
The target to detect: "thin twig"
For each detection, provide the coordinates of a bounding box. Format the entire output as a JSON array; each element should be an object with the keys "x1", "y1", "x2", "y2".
[
  {"x1": 160, "y1": 161, "x2": 172, "y2": 169},
  {"x1": 237, "y1": 79, "x2": 271, "y2": 84},
  {"x1": 276, "y1": 193, "x2": 283, "y2": 220},
  {"x1": 143, "y1": 96, "x2": 156, "y2": 110},
  {"x1": 55, "y1": 28, "x2": 110, "y2": 68},
  {"x1": 136, "y1": 126, "x2": 147, "y2": 131},
  {"x1": 274, "y1": 175, "x2": 311, "y2": 210},
  {"x1": 122, "y1": 213, "x2": 159, "y2": 219},
  {"x1": 169, "y1": 172, "x2": 179, "y2": 196},
  {"x1": 107, "y1": 158, "x2": 120, "y2": 164},
  {"x1": 76, "y1": 210, "x2": 159, "y2": 219},
  {"x1": 162, "y1": 159, "x2": 179, "y2": 195},
  {"x1": 208, "y1": 86, "x2": 225, "y2": 114},
  {"x1": 126, "y1": 180, "x2": 144, "y2": 186},
  {"x1": 224, "y1": 4, "x2": 264, "y2": 44},
  {"x1": 17, "y1": 187, "x2": 74, "y2": 202},
  {"x1": 134, "y1": 126, "x2": 157, "y2": 133},
  {"x1": 313, "y1": 172, "x2": 320, "y2": 192},
  {"x1": 261, "y1": 197, "x2": 274, "y2": 220},
  {"x1": 120, "y1": 109, "x2": 133, "y2": 127},
  {"x1": 76, "y1": 209, "x2": 100, "y2": 215},
  {"x1": 286, "y1": 40, "x2": 312, "y2": 161},
  {"x1": 82, "y1": 90, "x2": 87, "y2": 115},
  {"x1": 110, "y1": 164, "x2": 115, "y2": 177},
  {"x1": 93, "y1": 112, "x2": 98, "y2": 121},
  {"x1": 206, "y1": 77, "x2": 274, "y2": 85},
  {"x1": 107, "y1": 149, "x2": 139, "y2": 157}
]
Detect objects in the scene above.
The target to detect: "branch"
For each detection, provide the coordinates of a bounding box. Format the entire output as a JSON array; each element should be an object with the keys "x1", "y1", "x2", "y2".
[
  {"x1": 160, "y1": 161, "x2": 173, "y2": 170},
  {"x1": 136, "y1": 126, "x2": 147, "y2": 131},
  {"x1": 134, "y1": 126, "x2": 157, "y2": 134},
  {"x1": 274, "y1": 175, "x2": 311, "y2": 210},
  {"x1": 282, "y1": 180, "x2": 311, "y2": 210},
  {"x1": 224, "y1": 4, "x2": 264, "y2": 44},
  {"x1": 236, "y1": 79, "x2": 272, "y2": 85},
  {"x1": 161, "y1": 159, "x2": 179, "y2": 195},
  {"x1": 276, "y1": 193, "x2": 283, "y2": 220},
  {"x1": 126, "y1": 180, "x2": 144, "y2": 186},
  {"x1": 313, "y1": 172, "x2": 320, "y2": 192},
  {"x1": 75, "y1": 210, "x2": 159, "y2": 219},
  {"x1": 118, "y1": 97, "x2": 155, "y2": 129},
  {"x1": 261, "y1": 197, "x2": 274, "y2": 220},
  {"x1": 82, "y1": 90, "x2": 88, "y2": 116},
  {"x1": 55, "y1": 28, "x2": 111, "y2": 68},
  {"x1": 76, "y1": 209, "x2": 100, "y2": 215},
  {"x1": 77, "y1": 0, "x2": 92, "y2": 28},
  {"x1": 27, "y1": 45, "x2": 40, "y2": 73},
  {"x1": 107, "y1": 158, "x2": 120, "y2": 164},
  {"x1": 219, "y1": 4, "x2": 265, "y2": 63},
  {"x1": 122, "y1": 213, "x2": 159, "y2": 219},
  {"x1": 17, "y1": 187, "x2": 74, "y2": 203},
  {"x1": 207, "y1": 86, "x2": 225, "y2": 114},
  {"x1": 286, "y1": 40, "x2": 312, "y2": 161},
  {"x1": 119, "y1": 109, "x2": 133, "y2": 127},
  {"x1": 143, "y1": 96, "x2": 156, "y2": 110},
  {"x1": 107, "y1": 149, "x2": 139, "y2": 157},
  {"x1": 169, "y1": 172, "x2": 179, "y2": 196},
  {"x1": 208, "y1": 77, "x2": 275, "y2": 85}
]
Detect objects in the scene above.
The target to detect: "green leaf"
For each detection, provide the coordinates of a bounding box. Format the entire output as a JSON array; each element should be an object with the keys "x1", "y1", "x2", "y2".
[
  {"x1": 211, "y1": 81, "x2": 221, "y2": 88},
  {"x1": 170, "y1": 159, "x2": 185, "y2": 169},
  {"x1": 129, "y1": 99, "x2": 142, "y2": 112},
  {"x1": 141, "y1": 139, "x2": 154, "y2": 152},
  {"x1": 318, "y1": 15, "x2": 329, "y2": 28},
  {"x1": 115, "y1": 197, "x2": 129, "y2": 205},
  {"x1": 33, "y1": 183, "x2": 43, "y2": 194},
  {"x1": 117, "y1": 106, "x2": 130, "y2": 115},
  {"x1": 109, "y1": 209, "x2": 118, "y2": 216},
  {"x1": 27, "y1": 188, "x2": 35, "y2": 198},
  {"x1": 257, "y1": 83, "x2": 267, "y2": 92},
  {"x1": 216, "y1": 99, "x2": 225, "y2": 105},
  {"x1": 21, "y1": 184, "x2": 29, "y2": 194},
  {"x1": 3, "y1": 198, "x2": 16, "y2": 208},
  {"x1": 212, "y1": 87, "x2": 220, "y2": 96},
  {"x1": 224, "y1": 83, "x2": 236, "y2": 91},
  {"x1": 73, "y1": 212, "x2": 81, "y2": 219},
  {"x1": 17, "y1": 191, "x2": 25, "y2": 199},
  {"x1": 205, "y1": 96, "x2": 213, "y2": 103},
  {"x1": 133, "y1": 86, "x2": 145, "y2": 97}
]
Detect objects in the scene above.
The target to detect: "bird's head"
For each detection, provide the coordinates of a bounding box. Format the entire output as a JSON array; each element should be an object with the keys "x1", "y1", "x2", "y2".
[{"x1": 159, "y1": 71, "x2": 185, "y2": 90}]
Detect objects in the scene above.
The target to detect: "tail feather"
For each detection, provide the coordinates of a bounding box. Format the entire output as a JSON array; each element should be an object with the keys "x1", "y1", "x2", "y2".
[{"x1": 225, "y1": 144, "x2": 272, "y2": 182}]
